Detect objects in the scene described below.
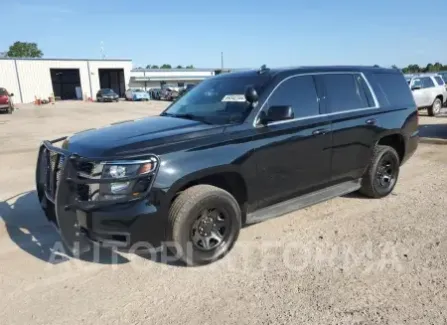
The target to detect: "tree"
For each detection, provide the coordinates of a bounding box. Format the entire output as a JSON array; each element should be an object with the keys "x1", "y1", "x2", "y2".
[
  {"x1": 146, "y1": 64, "x2": 151, "y2": 69},
  {"x1": 185, "y1": 65, "x2": 194, "y2": 69},
  {"x1": 160, "y1": 64, "x2": 172, "y2": 69},
  {"x1": 176, "y1": 65, "x2": 183, "y2": 69},
  {"x1": 6, "y1": 41, "x2": 43, "y2": 58},
  {"x1": 151, "y1": 65, "x2": 159, "y2": 69}
]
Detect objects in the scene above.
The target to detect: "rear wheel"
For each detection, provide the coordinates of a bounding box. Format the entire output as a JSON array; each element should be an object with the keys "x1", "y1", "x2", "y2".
[
  {"x1": 428, "y1": 97, "x2": 442, "y2": 116},
  {"x1": 360, "y1": 145, "x2": 400, "y2": 198},
  {"x1": 168, "y1": 185, "x2": 241, "y2": 266}
]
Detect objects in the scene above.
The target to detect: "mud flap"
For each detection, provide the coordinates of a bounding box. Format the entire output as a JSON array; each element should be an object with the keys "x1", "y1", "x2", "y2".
[{"x1": 54, "y1": 157, "x2": 92, "y2": 256}]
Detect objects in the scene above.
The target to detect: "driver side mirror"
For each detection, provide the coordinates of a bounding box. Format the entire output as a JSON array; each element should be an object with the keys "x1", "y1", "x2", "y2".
[
  {"x1": 411, "y1": 85, "x2": 421, "y2": 91},
  {"x1": 259, "y1": 106, "x2": 294, "y2": 125}
]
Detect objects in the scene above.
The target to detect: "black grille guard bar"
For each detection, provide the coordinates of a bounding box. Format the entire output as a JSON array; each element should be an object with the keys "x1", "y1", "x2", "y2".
[{"x1": 39, "y1": 137, "x2": 159, "y2": 212}]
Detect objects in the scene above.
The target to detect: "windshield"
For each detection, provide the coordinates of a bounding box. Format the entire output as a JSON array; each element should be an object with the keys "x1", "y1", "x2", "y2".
[
  {"x1": 103, "y1": 88, "x2": 115, "y2": 94},
  {"x1": 161, "y1": 75, "x2": 270, "y2": 125},
  {"x1": 133, "y1": 89, "x2": 144, "y2": 92}
]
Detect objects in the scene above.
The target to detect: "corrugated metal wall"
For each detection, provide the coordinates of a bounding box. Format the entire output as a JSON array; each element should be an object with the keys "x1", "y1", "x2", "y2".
[
  {"x1": 0, "y1": 59, "x2": 132, "y2": 104},
  {"x1": 0, "y1": 60, "x2": 21, "y2": 102}
]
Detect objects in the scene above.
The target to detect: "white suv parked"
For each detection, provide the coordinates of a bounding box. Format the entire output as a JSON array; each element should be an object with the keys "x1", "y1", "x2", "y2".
[{"x1": 405, "y1": 74, "x2": 447, "y2": 116}]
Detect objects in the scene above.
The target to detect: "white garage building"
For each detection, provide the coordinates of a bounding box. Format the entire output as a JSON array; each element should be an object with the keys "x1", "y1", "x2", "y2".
[
  {"x1": 128, "y1": 68, "x2": 216, "y2": 90},
  {"x1": 0, "y1": 58, "x2": 226, "y2": 104},
  {"x1": 0, "y1": 58, "x2": 132, "y2": 104}
]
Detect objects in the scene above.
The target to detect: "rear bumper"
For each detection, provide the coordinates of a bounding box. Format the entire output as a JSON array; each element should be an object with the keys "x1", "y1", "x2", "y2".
[
  {"x1": 0, "y1": 104, "x2": 10, "y2": 110},
  {"x1": 35, "y1": 138, "x2": 166, "y2": 254}
]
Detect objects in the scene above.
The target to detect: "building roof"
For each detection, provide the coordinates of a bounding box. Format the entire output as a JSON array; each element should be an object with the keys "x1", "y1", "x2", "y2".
[
  {"x1": 0, "y1": 57, "x2": 132, "y2": 62},
  {"x1": 131, "y1": 68, "x2": 230, "y2": 72}
]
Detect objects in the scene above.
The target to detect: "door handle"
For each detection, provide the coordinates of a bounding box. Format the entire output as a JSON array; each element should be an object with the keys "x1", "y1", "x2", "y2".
[
  {"x1": 365, "y1": 118, "x2": 376, "y2": 125},
  {"x1": 312, "y1": 129, "x2": 329, "y2": 135}
]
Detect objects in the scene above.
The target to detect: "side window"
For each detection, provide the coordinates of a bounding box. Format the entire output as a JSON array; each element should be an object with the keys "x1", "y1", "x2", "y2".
[
  {"x1": 434, "y1": 76, "x2": 445, "y2": 86},
  {"x1": 322, "y1": 73, "x2": 371, "y2": 113},
  {"x1": 421, "y1": 77, "x2": 435, "y2": 88},
  {"x1": 268, "y1": 75, "x2": 319, "y2": 118},
  {"x1": 372, "y1": 72, "x2": 416, "y2": 107},
  {"x1": 412, "y1": 78, "x2": 422, "y2": 88}
]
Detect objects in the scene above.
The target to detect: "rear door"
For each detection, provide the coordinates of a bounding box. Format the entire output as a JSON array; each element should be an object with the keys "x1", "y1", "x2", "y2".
[
  {"x1": 317, "y1": 72, "x2": 381, "y2": 182},
  {"x1": 420, "y1": 77, "x2": 437, "y2": 106},
  {"x1": 251, "y1": 75, "x2": 332, "y2": 208},
  {"x1": 410, "y1": 78, "x2": 426, "y2": 108}
]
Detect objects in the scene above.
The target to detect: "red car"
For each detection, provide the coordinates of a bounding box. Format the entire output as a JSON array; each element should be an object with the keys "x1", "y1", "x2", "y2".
[{"x1": 0, "y1": 87, "x2": 15, "y2": 114}]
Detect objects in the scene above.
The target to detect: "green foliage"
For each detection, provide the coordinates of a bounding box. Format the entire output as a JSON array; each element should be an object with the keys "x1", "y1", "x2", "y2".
[
  {"x1": 185, "y1": 65, "x2": 194, "y2": 69},
  {"x1": 151, "y1": 65, "x2": 159, "y2": 69},
  {"x1": 400, "y1": 63, "x2": 447, "y2": 74},
  {"x1": 160, "y1": 64, "x2": 172, "y2": 69},
  {"x1": 176, "y1": 65, "x2": 183, "y2": 69},
  {"x1": 6, "y1": 41, "x2": 43, "y2": 58}
]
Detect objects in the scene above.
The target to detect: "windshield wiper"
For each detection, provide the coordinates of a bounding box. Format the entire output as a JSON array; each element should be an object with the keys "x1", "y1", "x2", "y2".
[{"x1": 161, "y1": 112, "x2": 213, "y2": 125}]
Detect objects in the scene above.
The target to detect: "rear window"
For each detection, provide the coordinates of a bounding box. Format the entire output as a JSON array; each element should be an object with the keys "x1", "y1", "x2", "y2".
[
  {"x1": 434, "y1": 76, "x2": 445, "y2": 86},
  {"x1": 372, "y1": 73, "x2": 415, "y2": 107},
  {"x1": 0, "y1": 88, "x2": 8, "y2": 96}
]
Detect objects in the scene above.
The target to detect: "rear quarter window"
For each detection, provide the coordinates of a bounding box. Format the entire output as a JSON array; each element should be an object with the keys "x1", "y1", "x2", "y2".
[
  {"x1": 370, "y1": 73, "x2": 415, "y2": 108},
  {"x1": 434, "y1": 76, "x2": 445, "y2": 86}
]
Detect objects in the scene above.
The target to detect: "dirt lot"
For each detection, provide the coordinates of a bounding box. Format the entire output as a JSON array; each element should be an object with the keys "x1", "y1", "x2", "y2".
[{"x1": 1, "y1": 101, "x2": 447, "y2": 325}]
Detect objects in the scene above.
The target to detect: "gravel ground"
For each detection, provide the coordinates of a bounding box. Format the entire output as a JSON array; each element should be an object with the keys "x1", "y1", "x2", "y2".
[{"x1": 1, "y1": 101, "x2": 447, "y2": 325}]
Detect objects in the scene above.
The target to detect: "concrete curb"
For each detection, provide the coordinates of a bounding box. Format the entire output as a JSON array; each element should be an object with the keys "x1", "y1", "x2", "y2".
[{"x1": 419, "y1": 137, "x2": 447, "y2": 145}]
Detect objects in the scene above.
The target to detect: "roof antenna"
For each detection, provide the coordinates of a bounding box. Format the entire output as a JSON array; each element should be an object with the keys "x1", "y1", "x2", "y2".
[{"x1": 258, "y1": 64, "x2": 269, "y2": 74}]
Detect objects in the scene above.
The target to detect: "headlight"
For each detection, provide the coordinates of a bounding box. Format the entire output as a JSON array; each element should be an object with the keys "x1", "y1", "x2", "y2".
[{"x1": 97, "y1": 158, "x2": 157, "y2": 200}]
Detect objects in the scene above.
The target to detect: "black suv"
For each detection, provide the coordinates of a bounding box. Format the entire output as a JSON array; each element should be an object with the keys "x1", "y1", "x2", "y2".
[{"x1": 36, "y1": 65, "x2": 419, "y2": 265}]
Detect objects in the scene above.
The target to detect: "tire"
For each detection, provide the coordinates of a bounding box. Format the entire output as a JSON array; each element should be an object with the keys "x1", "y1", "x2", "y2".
[
  {"x1": 428, "y1": 97, "x2": 442, "y2": 116},
  {"x1": 360, "y1": 145, "x2": 400, "y2": 198},
  {"x1": 168, "y1": 185, "x2": 241, "y2": 266}
]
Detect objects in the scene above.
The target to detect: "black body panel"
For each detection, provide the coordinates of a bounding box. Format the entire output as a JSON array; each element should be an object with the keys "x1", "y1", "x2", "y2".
[{"x1": 35, "y1": 66, "x2": 419, "y2": 251}]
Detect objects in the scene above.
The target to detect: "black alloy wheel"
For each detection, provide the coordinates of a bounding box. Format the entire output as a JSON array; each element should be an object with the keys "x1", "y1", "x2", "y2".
[
  {"x1": 360, "y1": 145, "x2": 400, "y2": 198},
  {"x1": 168, "y1": 185, "x2": 241, "y2": 266},
  {"x1": 190, "y1": 208, "x2": 230, "y2": 251},
  {"x1": 374, "y1": 152, "x2": 398, "y2": 192}
]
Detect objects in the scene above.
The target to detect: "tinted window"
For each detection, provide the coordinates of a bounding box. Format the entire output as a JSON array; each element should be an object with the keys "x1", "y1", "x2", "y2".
[
  {"x1": 267, "y1": 76, "x2": 319, "y2": 118},
  {"x1": 162, "y1": 74, "x2": 271, "y2": 125},
  {"x1": 434, "y1": 76, "x2": 445, "y2": 86},
  {"x1": 0, "y1": 88, "x2": 7, "y2": 96},
  {"x1": 421, "y1": 77, "x2": 435, "y2": 88},
  {"x1": 373, "y1": 73, "x2": 415, "y2": 107},
  {"x1": 322, "y1": 74, "x2": 371, "y2": 112}
]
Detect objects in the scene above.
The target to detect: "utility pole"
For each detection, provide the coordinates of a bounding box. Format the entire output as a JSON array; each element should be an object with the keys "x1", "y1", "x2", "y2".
[{"x1": 221, "y1": 52, "x2": 224, "y2": 70}]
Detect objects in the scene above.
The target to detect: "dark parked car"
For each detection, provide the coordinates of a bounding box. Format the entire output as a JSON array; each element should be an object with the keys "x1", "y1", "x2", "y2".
[
  {"x1": 0, "y1": 87, "x2": 15, "y2": 114},
  {"x1": 149, "y1": 88, "x2": 161, "y2": 100},
  {"x1": 96, "y1": 88, "x2": 119, "y2": 102},
  {"x1": 36, "y1": 65, "x2": 419, "y2": 266}
]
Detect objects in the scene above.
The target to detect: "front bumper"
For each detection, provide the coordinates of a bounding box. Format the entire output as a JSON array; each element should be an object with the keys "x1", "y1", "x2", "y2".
[{"x1": 35, "y1": 138, "x2": 166, "y2": 254}]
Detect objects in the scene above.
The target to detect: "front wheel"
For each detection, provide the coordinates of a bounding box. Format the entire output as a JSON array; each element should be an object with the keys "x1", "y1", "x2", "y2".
[
  {"x1": 428, "y1": 97, "x2": 442, "y2": 116},
  {"x1": 360, "y1": 145, "x2": 400, "y2": 198},
  {"x1": 168, "y1": 185, "x2": 241, "y2": 266}
]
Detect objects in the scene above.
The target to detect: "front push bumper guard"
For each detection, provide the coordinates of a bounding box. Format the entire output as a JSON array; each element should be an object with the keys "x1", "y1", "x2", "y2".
[{"x1": 35, "y1": 137, "x2": 159, "y2": 255}]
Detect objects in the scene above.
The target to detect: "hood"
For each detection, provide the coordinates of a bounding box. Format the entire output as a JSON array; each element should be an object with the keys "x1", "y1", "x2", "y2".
[{"x1": 64, "y1": 115, "x2": 224, "y2": 157}]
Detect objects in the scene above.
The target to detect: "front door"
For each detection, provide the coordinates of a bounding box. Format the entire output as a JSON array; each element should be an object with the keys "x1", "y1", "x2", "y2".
[
  {"x1": 251, "y1": 75, "x2": 332, "y2": 210},
  {"x1": 410, "y1": 77, "x2": 427, "y2": 108}
]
